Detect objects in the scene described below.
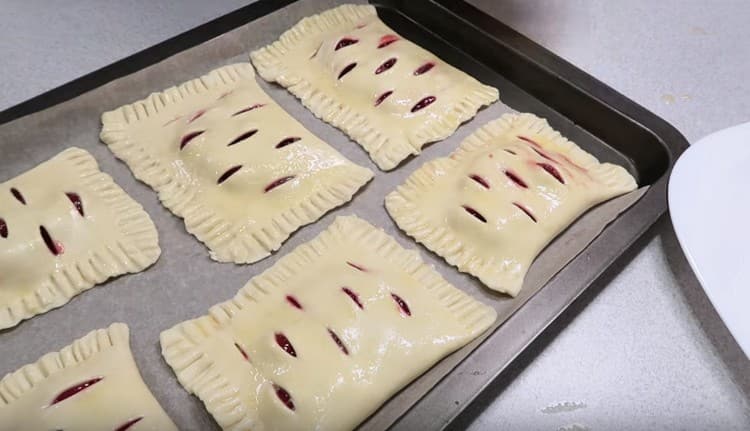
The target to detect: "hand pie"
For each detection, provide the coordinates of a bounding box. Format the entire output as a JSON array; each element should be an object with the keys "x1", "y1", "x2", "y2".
[
  {"x1": 0, "y1": 148, "x2": 159, "y2": 330},
  {"x1": 386, "y1": 113, "x2": 638, "y2": 296},
  {"x1": 0, "y1": 323, "x2": 177, "y2": 431},
  {"x1": 161, "y1": 215, "x2": 496, "y2": 431},
  {"x1": 100, "y1": 63, "x2": 372, "y2": 264},
  {"x1": 251, "y1": 4, "x2": 499, "y2": 170}
]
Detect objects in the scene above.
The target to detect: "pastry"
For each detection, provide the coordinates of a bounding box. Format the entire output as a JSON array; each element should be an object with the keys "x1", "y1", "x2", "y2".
[
  {"x1": 0, "y1": 148, "x2": 160, "y2": 329},
  {"x1": 386, "y1": 113, "x2": 638, "y2": 296},
  {"x1": 0, "y1": 323, "x2": 177, "y2": 431},
  {"x1": 161, "y1": 215, "x2": 496, "y2": 431},
  {"x1": 251, "y1": 4, "x2": 499, "y2": 170},
  {"x1": 100, "y1": 63, "x2": 372, "y2": 264}
]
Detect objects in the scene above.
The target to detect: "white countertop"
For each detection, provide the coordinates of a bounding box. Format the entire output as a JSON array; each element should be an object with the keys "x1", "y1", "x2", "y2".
[{"x1": 1, "y1": 0, "x2": 748, "y2": 429}]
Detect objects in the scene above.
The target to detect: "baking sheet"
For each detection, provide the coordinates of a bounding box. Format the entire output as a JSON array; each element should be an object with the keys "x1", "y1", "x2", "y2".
[{"x1": 0, "y1": 0, "x2": 644, "y2": 429}]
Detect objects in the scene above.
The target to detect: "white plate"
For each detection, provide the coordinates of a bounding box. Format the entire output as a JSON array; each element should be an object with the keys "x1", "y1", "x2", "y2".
[{"x1": 669, "y1": 121, "x2": 750, "y2": 357}]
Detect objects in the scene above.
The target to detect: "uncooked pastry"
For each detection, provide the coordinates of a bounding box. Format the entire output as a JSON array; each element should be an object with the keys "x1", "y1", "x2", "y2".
[
  {"x1": 100, "y1": 63, "x2": 372, "y2": 264},
  {"x1": 251, "y1": 4, "x2": 499, "y2": 170},
  {"x1": 0, "y1": 148, "x2": 160, "y2": 329},
  {"x1": 161, "y1": 215, "x2": 496, "y2": 431},
  {"x1": 0, "y1": 323, "x2": 177, "y2": 431},
  {"x1": 386, "y1": 113, "x2": 638, "y2": 296}
]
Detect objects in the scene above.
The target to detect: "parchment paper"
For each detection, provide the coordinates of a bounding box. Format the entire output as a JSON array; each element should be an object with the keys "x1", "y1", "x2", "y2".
[{"x1": 0, "y1": 0, "x2": 645, "y2": 429}]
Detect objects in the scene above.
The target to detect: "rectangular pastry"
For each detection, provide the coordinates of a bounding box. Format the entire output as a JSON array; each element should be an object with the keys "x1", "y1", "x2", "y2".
[
  {"x1": 0, "y1": 148, "x2": 160, "y2": 330},
  {"x1": 160, "y1": 215, "x2": 496, "y2": 431},
  {"x1": 0, "y1": 323, "x2": 177, "y2": 431},
  {"x1": 251, "y1": 4, "x2": 499, "y2": 170},
  {"x1": 386, "y1": 113, "x2": 638, "y2": 296},
  {"x1": 100, "y1": 63, "x2": 372, "y2": 264}
]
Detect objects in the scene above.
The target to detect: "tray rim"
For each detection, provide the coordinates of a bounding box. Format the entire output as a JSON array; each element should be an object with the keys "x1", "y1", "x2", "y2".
[{"x1": 0, "y1": 0, "x2": 690, "y2": 429}]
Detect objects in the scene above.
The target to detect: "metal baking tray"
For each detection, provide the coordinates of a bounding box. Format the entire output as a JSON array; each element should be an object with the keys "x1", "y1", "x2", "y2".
[{"x1": 0, "y1": 0, "x2": 688, "y2": 430}]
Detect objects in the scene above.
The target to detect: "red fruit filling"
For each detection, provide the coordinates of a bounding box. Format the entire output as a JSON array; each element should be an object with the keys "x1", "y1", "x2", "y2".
[
  {"x1": 391, "y1": 293, "x2": 411, "y2": 316},
  {"x1": 517, "y1": 135, "x2": 539, "y2": 146},
  {"x1": 377, "y1": 34, "x2": 399, "y2": 48},
  {"x1": 374, "y1": 90, "x2": 393, "y2": 107},
  {"x1": 50, "y1": 377, "x2": 102, "y2": 405},
  {"x1": 411, "y1": 96, "x2": 436, "y2": 112},
  {"x1": 505, "y1": 170, "x2": 528, "y2": 188},
  {"x1": 342, "y1": 287, "x2": 364, "y2": 309},
  {"x1": 217, "y1": 165, "x2": 243, "y2": 184},
  {"x1": 328, "y1": 329, "x2": 349, "y2": 355},
  {"x1": 286, "y1": 295, "x2": 303, "y2": 310},
  {"x1": 232, "y1": 104, "x2": 265, "y2": 116},
  {"x1": 275, "y1": 332, "x2": 297, "y2": 357},
  {"x1": 179, "y1": 130, "x2": 205, "y2": 150},
  {"x1": 227, "y1": 129, "x2": 258, "y2": 146},
  {"x1": 264, "y1": 175, "x2": 295, "y2": 193},
  {"x1": 414, "y1": 62, "x2": 435, "y2": 75},
  {"x1": 375, "y1": 58, "x2": 397, "y2": 74},
  {"x1": 530, "y1": 146, "x2": 554, "y2": 161},
  {"x1": 40, "y1": 226, "x2": 63, "y2": 256},
  {"x1": 65, "y1": 192, "x2": 84, "y2": 216},
  {"x1": 276, "y1": 137, "x2": 301, "y2": 149},
  {"x1": 335, "y1": 37, "x2": 359, "y2": 50},
  {"x1": 274, "y1": 384, "x2": 295, "y2": 411},
  {"x1": 338, "y1": 62, "x2": 357, "y2": 79},
  {"x1": 469, "y1": 174, "x2": 490, "y2": 189},
  {"x1": 10, "y1": 188, "x2": 25, "y2": 205},
  {"x1": 114, "y1": 417, "x2": 144, "y2": 431},
  {"x1": 462, "y1": 205, "x2": 487, "y2": 223},
  {"x1": 0, "y1": 218, "x2": 8, "y2": 238},
  {"x1": 235, "y1": 342, "x2": 250, "y2": 361},
  {"x1": 538, "y1": 162, "x2": 565, "y2": 184},
  {"x1": 513, "y1": 202, "x2": 537, "y2": 222},
  {"x1": 346, "y1": 261, "x2": 367, "y2": 272},
  {"x1": 187, "y1": 109, "x2": 206, "y2": 123}
]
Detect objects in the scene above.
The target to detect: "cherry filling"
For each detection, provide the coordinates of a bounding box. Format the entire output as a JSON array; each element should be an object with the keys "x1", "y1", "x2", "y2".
[
  {"x1": 50, "y1": 377, "x2": 103, "y2": 405},
  {"x1": 187, "y1": 109, "x2": 206, "y2": 123},
  {"x1": 377, "y1": 34, "x2": 399, "y2": 48},
  {"x1": 411, "y1": 96, "x2": 436, "y2": 113},
  {"x1": 342, "y1": 287, "x2": 364, "y2": 310},
  {"x1": 338, "y1": 62, "x2": 358, "y2": 79},
  {"x1": 10, "y1": 188, "x2": 25, "y2": 205},
  {"x1": 537, "y1": 162, "x2": 565, "y2": 184},
  {"x1": 227, "y1": 129, "x2": 258, "y2": 146},
  {"x1": 530, "y1": 146, "x2": 554, "y2": 162},
  {"x1": 335, "y1": 37, "x2": 359, "y2": 50},
  {"x1": 413, "y1": 62, "x2": 435, "y2": 75},
  {"x1": 114, "y1": 417, "x2": 144, "y2": 431},
  {"x1": 391, "y1": 293, "x2": 411, "y2": 316},
  {"x1": 505, "y1": 170, "x2": 528, "y2": 188},
  {"x1": 179, "y1": 130, "x2": 205, "y2": 150},
  {"x1": 516, "y1": 135, "x2": 539, "y2": 146},
  {"x1": 274, "y1": 384, "x2": 295, "y2": 411},
  {"x1": 514, "y1": 202, "x2": 537, "y2": 222},
  {"x1": 0, "y1": 218, "x2": 7, "y2": 238},
  {"x1": 469, "y1": 174, "x2": 490, "y2": 189},
  {"x1": 346, "y1": 261, "x2": 367, "y2": 272},
  {"x1": 375, "y1": 58, "x2": 397, "y2": 74},
  {"x1": 374, "y1": 90, "x2": 393, "y2": 107},
  {"x1": 276, "y1": 137, "x2": 301, "y2": 149},
  {"x1": 264, "y1": 176, "x2": 295, "y2": 193},
  {"x1": 462, "y1": 205, "x2": 487, "y2": 223},
  {"x1": 275, "y1": 332, "x2": 297, "y2": 357},
  {"x1": 341, "y1": 287, "x2": 365, "y2": 310},
  {"x1": 232, "y1": 104, "x2": 265, "y2": 117},
  {"x1": 66, "y1": 192, "x2": 84, "y2": 216},
  {"x1": 217, "y1": 165, "x2": 243, "y2": 184},
  {"x1": 235, "y1": 342, "x2": 250, "y2": 361},
  {"x1": 285, "y1": 295, "x2": 303, "y2": 310},
  {"x1": 40, "y1": 226, "x2": 63, "y2": 256},
  {"x1": 328, "y1": 329, "x2": 349, "y2": 355}
]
